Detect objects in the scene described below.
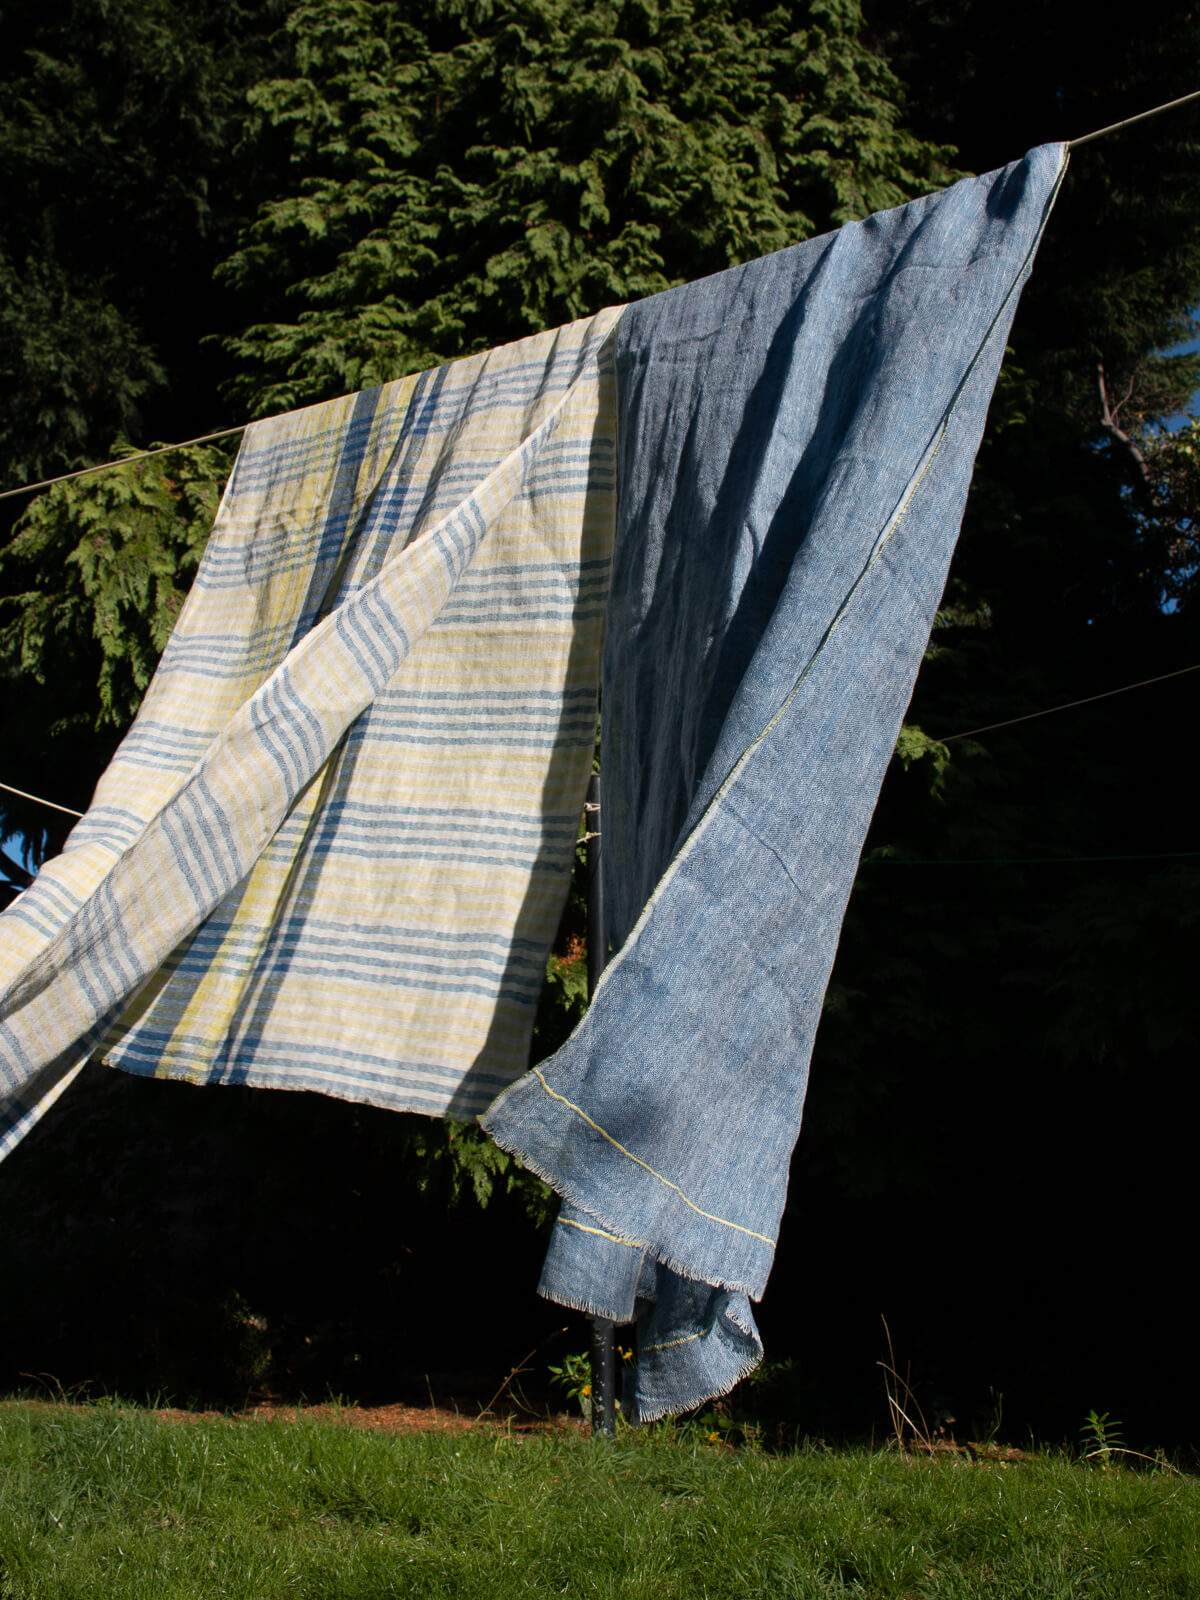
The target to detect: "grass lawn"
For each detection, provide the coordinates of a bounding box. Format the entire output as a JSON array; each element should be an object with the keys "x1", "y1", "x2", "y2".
[{"x1": 1, "y1": 1400, "x2": 1197, "y2": 1598}]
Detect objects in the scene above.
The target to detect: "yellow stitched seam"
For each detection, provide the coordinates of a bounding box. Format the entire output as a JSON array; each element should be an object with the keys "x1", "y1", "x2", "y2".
[
  {"x1": 533, "y1": 1069, "x2": 777, "y2": 1247},
  {"x1": 698, "y1": 153, "x2": 1072, "y2": 824},
  {"x1": 584, "y1": 148, "x2": 1072, "y2": 990},
  {"x1": 644, "y1": 1328, "x2": 707, "y2": 1354},
  {"x1": 556, "y1": 1216, "x2": 643, "y2": 1250},
  {"x1": 519, "y1": 156, "x2": 1072, "y2": 1279}
]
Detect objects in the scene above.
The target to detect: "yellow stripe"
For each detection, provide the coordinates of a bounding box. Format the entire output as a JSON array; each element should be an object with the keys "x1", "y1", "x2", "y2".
[
  {"x1": 8, "y1": 311, "x2": 620, "y2": 1125},
  {"x1": 643, "y1": 1328, "x2": 706, "y2": 1354},
  {"x1": 556, "y1": 1215, "x2": 643, "y2": 1250},
  {"x1": 532, "y1": 1069, "x2": 777, "y2": 1248}
]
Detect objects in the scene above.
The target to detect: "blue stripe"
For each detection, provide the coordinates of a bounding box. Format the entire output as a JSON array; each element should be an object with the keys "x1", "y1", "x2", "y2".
[
  {"x1": 179, "y1": 925, "x2": 545, "y2": 977},
  {"x1": 328, "y1": 730, "x2": 593, "y2": 753},
  {"x1": 435, "y1": 603, "x2": 607, "y2": 622},
  {"x1": 299, "y1": 808, "x2": 574, "y2": 844},
  {"x1": 376, "y1": 687, "x2": 597, "y2": 706},
  {"x1": 166, "y1": 952, "x2": 540, "y2": 1000},
  {"x1": 111, "y1": 1030, "x2": 521, "y2": 1095},
  {"x1": 279, "y1": 842, "x2": 568, "y2": 869},
  {"x1": 160, "y1": 799, "x2": 215, "y2": 909},
  {"x1": 364, "y1": 712, "x2": 595, "y2": 734},
  {"x1": 250, "y1": 678, "x2": 307, "y2": 792}
]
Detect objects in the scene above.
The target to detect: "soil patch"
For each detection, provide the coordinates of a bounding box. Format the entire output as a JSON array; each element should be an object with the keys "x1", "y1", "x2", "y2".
[{"x1": 3, "y1": 1396, "x2": 584, "y2": 1437}]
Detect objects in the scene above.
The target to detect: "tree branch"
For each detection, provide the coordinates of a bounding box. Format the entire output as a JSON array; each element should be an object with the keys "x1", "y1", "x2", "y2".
[
  {"x1": 1097, "y1": 361, "x2": 1152, "y2": 498},
  {"x1": 0, "y1": 843, "x2": 34, "y2": 889}
]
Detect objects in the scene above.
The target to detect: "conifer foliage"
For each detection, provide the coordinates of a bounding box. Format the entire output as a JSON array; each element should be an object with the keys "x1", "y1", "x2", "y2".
[
  {"x1": 1, "y1": 0, "x2": 946, "y2": 858},
  {"x1": 220, "y1": 0, "x2": 951, "y2": 414},
  {"x1": 1, "y1": 443, "x2": 234, "y2": 732}
]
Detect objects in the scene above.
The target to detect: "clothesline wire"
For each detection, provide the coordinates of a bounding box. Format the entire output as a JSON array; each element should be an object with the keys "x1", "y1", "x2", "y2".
[
  {"x1": 1068, "y1": 86, "x2": 1200, "y2": 149},
  {"x1": 938, "y1": 661, "x2": 1199, "y2": 742},
  {"x1": 865, "y1": 850, "x2": 1199, "y2": 867},
  {"x1": 2, "y1": 659, "x2": 1195, "y2": 826},
  {"x1": 0, "y1": 784, "x2": 1192, "y2": 878},
  {"x1": 0, "y1": 92, "x2": 1194, "y2": 509},
  {"x1": 0, "y1": 781, "x2": 84, "y2": 819},
  {"x1": 0, "y1": 426, "x2": 248, "y2": 503}
]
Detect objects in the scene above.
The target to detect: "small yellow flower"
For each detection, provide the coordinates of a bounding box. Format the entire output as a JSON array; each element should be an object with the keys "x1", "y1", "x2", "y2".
[
  {"x1": 707, "y1": 1431, "x2": 720, "y2": 1443},
  {"x1": 581, "y1": 1384, "x2": 592, "y2": 1396}
]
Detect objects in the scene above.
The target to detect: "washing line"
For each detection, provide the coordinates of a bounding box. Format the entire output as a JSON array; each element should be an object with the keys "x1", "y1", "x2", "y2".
[
  {"x1": 939, "y1": 662, "x2": 1200, "y2": 742},
  {"x1": 0, "y1": 89, "x2": 1196, "y2": 508},
  {"x1": 0, "y1": 427, "x2": 246, "y2": 503},
  {"x1": 1066, "y1": 86, "x2": 1200, "y2": 148},
  {"x1": 0, "y1": 780, "x2": 83, "y2": 818},
  {"x1": 2, "y1": 657, "x2": 1196, "y2": 826},
  {"x1": 864, "y1": 849, "x2": 1200, "y2": 867}
]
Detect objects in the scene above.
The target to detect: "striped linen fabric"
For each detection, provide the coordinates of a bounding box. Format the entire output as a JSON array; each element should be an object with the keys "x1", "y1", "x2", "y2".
[{"x1": 0, "y1": 308, "x2": 621, "y2": 1155}]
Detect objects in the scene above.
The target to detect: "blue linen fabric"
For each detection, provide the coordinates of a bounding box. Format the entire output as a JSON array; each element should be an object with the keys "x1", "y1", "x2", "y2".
[{"x1": 484, "y1": 145, "x2": 1068, "y2": 1421}]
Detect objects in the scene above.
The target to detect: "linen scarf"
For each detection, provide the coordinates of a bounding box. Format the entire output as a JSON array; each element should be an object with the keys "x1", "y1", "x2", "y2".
[
  {"x1": 1, "y1": 147, "x2": 1066, "y2": 1417},
  {"x1": 1, "y1": 310, "x2": 621, "y2": 1146},
  {"x1": 483, "y1": 143, "x2": 1067, "y2": 1418}
]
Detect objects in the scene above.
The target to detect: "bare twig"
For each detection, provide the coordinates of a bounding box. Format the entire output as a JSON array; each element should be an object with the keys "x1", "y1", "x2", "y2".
[
  {"x1": 1098, "y1": 361, "x2": 1153, "y2": 496},
  {"x1": 1085, "y1": 1445, "x2": 1183, "y2": 1475},
  {"x1": 18, "y1": 1371, "x2": 74, "y2": 1402},
  {"x1": 474, "y1": 1326, "x2": 569, "y2": 1424},
  {"x1": 878, "y1": 1317, "x2": 934, "y2": 1451}
]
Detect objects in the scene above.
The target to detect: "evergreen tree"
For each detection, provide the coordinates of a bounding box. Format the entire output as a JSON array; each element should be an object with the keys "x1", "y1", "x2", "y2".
[
  {"x1": 0, "y1": 0, "x2": 284, "y2": 870},
  {"x1": 0, "y1": 0, "x2": 283, "y2": 486},
  {"x1": 220, "y1": 0, "x2": 950, "y2": 413},
  {"x1": 1, "y1": 0, "x2": 949, "y2": 861}
]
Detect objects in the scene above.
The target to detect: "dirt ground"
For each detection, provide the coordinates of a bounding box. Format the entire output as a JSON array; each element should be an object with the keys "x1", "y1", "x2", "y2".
[
  {"x1": 164, "y1": 1400, "x2": 584, "y2": 1435},
  {"x1": 3, "y1": 1396, "x2": 585, "y2": 1437}
]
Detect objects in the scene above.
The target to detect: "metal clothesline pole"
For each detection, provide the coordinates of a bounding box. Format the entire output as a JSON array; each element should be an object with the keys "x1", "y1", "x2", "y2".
[{"x1": 584, "y1": 770, "x2": 617, "y2": 1437}]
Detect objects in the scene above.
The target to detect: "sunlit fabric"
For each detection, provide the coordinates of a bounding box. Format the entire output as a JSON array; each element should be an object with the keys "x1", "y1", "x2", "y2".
[
  {"x1": 485, "y1": 144, "x2": 1068, "y2": 1420},
  {"x1": 0, "y1": 309, "x2": 621, "y2": 1147}
]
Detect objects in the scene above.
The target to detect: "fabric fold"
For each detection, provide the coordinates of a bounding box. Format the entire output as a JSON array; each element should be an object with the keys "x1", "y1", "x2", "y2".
[
  {"x1": 1, "y1": 309, "x2": 622, "y2": 1152},
  {"x1": 483, "y1": 144, "x2": 1068, "y2": 1420},
  {"x1": 538, "y1": 1203, "x2": 764, "y2": 1422}
]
